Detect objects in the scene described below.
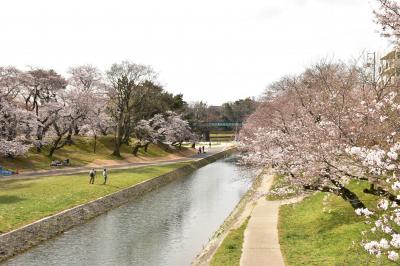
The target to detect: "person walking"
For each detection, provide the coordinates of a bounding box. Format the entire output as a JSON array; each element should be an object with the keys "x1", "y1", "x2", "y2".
[
  {"x1": 202, "y1": 146, "x2": 205, "y2": 153},
  {"x1": 198, "y1": 147, "x2": 202, "y2": 154},
  {"x1": 89, "y1": 169, "x2": 95, "y2": 184},
  {"x1": 103, "y1": 168, "x2": 108, "y2": 185},
  {"x1": 209, "y1": 141, "x2": 211, "y2": 148}
]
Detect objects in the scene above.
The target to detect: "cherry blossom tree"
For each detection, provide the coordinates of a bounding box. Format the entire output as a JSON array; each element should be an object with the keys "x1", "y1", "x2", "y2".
[
  {"x1": 0, "y1": 66, "x2": 23, "y2": 99},
  {"x1": 132, "y1": 111, "x2": 194, "y2": 155},
  {"x1": 19, "y1": 68, "x2": 67, "y2": 152},
  {"x1": 163, "y1": 111, "x2": 194, "y2": 149},
  {"x1": 374, "y1": 0, "x2": 400, "y2": 41},
  {"x1": 239, "y1": 56, "x2": 400, "y2": 261},
  {"x1": 241, "y1": 59, "x2": 400, "y2": 204},
  {"x1": 0, "y1": 97, "x2": 38, "y2": 157}
]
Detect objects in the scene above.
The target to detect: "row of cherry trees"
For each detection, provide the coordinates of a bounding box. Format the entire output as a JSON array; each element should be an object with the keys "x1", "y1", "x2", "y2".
[
  {"x1": 239, "y1": 0, "x2": 400, "y2": 261},
  {"x1": 0, "y1": 61, "x2": 194, "y2": 158}
]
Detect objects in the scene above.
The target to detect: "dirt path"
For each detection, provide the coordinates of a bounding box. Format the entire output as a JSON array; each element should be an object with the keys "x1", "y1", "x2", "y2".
[
  {"x1": 240, "y1": 177, "x2": 303, "y2": 266},
  {"x1": 0, "y1": 145, "x2": 229, "y2": 181}
]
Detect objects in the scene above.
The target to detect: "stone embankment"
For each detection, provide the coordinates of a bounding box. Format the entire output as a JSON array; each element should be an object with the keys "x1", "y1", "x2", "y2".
[{"x1": 0, "y1": 148, "x2": 235, "y2": 263}]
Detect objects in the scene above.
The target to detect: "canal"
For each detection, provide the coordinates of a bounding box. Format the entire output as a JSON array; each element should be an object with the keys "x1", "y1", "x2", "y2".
[{"x1": 4, "y1": 156, "x2": 255, "y2": 266}]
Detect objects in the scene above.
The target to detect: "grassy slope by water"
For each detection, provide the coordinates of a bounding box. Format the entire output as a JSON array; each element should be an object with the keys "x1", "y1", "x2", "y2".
[
  {"x1": 279, "y1": 181, "x2": 393, "y2": 265},
  {"x1": 210, "y1": 218, "x2": 250, "y2": 266},
  {"x1": 266, "y1": 174, "x2": 301, "y2": 201},
  {"x1": 0, "y1": 162, "x2": 189, "y2": 233},
  {"x1": 0, "y1": 136, "x2": 191, "y2": 171},
  {"x1": 210, "y1": 131, "x2": 235, "y2": 142}
]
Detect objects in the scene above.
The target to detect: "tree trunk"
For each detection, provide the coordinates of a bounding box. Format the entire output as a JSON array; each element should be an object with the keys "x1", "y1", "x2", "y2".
[
  {"x1": 144, "y1": 142, "x2": 150, "y2": 152},
  {"x1": 112, "y1": 116, "x2": 123, "y2": 157},
  {"x1": 132, "y1": 144, "x2": 141, "y2": 156},
  {"x1": 304, "y1": 178, "x2": 366, "y2": 210},
  {"x1": 337, "y1": 185, "x2": 366, "y2": 209},
  {"x1": 36, "y1": 127, "x2": 44, "y2": 153},
  {"x1": 93, "y1": 134, "x2": 97, "y2": 153},
  {"x1": 48, "y1": 136, "x2": 63, "y2": 157},
  {"x1": 65, "y1": 127, "x2": 73, "y2": 145},
  {"x1": 74, "y1": 124, "x2": 80, "y2": 135},
  {"x1": 122, "y1": 126, "x2": 131, "y2": 145},
  {"x1": 330, "y1": 178, "x2": 366, "y2": 209},
  {"x1": 364, "y1": 184, "x2": 400, "y2": 204}
]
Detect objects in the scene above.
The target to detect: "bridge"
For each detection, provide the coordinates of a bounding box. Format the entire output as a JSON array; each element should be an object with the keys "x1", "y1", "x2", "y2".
[{"x1": 197, "y1": 122, "x2": 242, "y2": 128}]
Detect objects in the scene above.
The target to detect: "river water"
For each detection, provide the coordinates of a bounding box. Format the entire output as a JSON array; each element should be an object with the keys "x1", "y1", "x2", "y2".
[{"x1": 4, "y1": 156, "x2": 254, "y2": 266}]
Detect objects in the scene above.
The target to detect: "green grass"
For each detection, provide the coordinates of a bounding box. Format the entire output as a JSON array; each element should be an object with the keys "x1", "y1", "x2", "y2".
[
  {"x1": 210, "y1": 131, "x2": 235, "y2": 142},
  {"x1": 267, "y1": 174, "x2": 301, "y2": 201},
  {"x1": 0, "y1": 162, "x2": 189, "y2": 233},
  {"x1": 0, "y1": 136, "x2": 188, "y2": 171},
  {"x1": 210, "y1": 217, "x2": 250, "y2": 266},
  {"x1": 279, "y1": 182, "x2": 393, "y2": 265}
]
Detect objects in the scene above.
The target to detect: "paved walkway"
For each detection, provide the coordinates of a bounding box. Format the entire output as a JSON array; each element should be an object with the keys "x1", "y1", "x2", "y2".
[
  {"x1": 241, "y1": 175, "x2": 302, "y2": 266},
  {"x1": 0, "y1": 145, "x2": 229, "y2": 181}
]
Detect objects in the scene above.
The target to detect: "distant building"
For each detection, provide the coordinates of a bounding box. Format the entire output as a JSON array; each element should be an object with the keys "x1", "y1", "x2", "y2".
[{"x1": 380, "y1": 48, "x2": 400, "y2": 84}]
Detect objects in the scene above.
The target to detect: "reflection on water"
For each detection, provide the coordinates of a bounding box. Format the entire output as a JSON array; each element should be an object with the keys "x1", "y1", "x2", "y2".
[{"x1": 4, "y1": 156, "x2": 254, "y2": 266}]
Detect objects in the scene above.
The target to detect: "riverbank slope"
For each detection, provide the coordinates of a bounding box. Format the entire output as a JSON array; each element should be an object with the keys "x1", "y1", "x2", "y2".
[{"x1": 0, "y1": 147, "x2": 235, "y2": 262}]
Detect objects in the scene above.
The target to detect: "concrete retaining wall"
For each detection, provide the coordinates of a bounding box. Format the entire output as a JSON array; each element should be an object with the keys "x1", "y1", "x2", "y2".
[{"x1": 0, "y1": 148, "x2": 235, "y2": 262}]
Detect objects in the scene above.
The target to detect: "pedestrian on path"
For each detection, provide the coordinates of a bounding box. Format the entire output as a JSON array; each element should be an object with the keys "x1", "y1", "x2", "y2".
[
  {"x1": 202, "y1": 146, "x2": 205, "y2": 153},
  {"x1": 89, "y1": 169, "x2": 95, "y2": 184},
  {"x1": 209, "y1": 142, "x2": 211, "y2": 148},
  {"x1": 103, "y1": 168, "x2": 108, "y2": 185},
  {"x1": 198, "y1": 147, "x2": 202, "y2": 154}
]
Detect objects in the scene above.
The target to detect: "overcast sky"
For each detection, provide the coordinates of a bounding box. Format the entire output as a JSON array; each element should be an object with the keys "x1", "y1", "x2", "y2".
[{"x1": 0, "y1": 0, "x2": 391, "y2": 105}]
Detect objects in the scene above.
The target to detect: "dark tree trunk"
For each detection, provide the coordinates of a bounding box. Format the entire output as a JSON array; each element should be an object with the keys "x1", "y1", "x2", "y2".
[
  {"x1": 337, "y1": 185, "x2": 366, "y2": 209},
  {"x1": 36, "y1": 127, "x2": 44, "y2": 153},
  {"x1": 112, "y1": 116, "x2": 123, "y2": 157},
  {"x1": 330, "y1": 178, "x2": 366, "y2": 209},
  {"x1": 364, "y1": 184, "x2": 400, "y2": 204},
  {"x1": 48, "y1": 135, "x2": 68, "y2": 157},
  {"x1": 93, "y1": 134, "x2": 97, "y2": 153},
  {"x1": 303, "y1": 177, "x2": 366, "y2": 210},
  {"x1": 74, "y1": 124, "x2": 80, "y2": 135},
  {"x1": 132, "y1": 144, "x2": 141, "y2": 156},
  {"x1": 132, "y1": 142, "x2": 149, "y2": 156},
  {"x1": 65, "y1": 127, "x2": 74, "y2": 145}
]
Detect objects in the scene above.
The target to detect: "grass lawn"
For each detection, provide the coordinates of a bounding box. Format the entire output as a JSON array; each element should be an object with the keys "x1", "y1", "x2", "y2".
[
  {"x1": 210, "y1": 131, "x2": 235, "y2": 142},
  {"x1": 0, "y1": 136, "x2": 188, "y2": 171},
  {"x1": 210, "y1": 217, "x2": 250, "y2": 266},
  {"x1": 266, "y1": 174, "x2": 301, "y2": 201},
  {"x1": 279, "y1": 181, "x2": 393, "y2": 265},
  {"x1": 0, "y1": 162, "x2": 189, "y2": 233}
]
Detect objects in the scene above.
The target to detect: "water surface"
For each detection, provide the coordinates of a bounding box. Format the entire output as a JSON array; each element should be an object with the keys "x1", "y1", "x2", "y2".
[{"x1": 4, "y1": 156, "x2": 254, "y2": 266}]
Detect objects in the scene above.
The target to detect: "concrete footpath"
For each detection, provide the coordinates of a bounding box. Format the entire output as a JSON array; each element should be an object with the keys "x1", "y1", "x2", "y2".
[
  {"x1": 0, "y1": 145, "x2": 228, "y2": 181},
  {"x1": 240, "y1": 176, "x2": 302, "y2": 266}
]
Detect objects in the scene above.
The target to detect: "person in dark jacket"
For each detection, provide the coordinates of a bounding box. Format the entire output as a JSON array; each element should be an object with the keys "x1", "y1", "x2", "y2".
[{"x1": 89, "y1": 169, "x2": 95, "y2": 184}]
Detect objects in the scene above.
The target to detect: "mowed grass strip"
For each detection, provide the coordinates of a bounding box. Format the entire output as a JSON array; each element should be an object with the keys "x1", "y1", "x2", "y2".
[
  {"x1": 266, "y1": 175, "x2": 300, "y2": 201},
  {"x1": 0, "y1": 162, "x2": 189, "y2": 234},
  {"x1": 279, "y1": 182, "x2": 392, "y2": 265},
  {"x1": 0, "y1": 136, "x2": 173, "y2": 171},
  {"x1": 210, "y1": 217, "x2": 249, "y2": 266}
]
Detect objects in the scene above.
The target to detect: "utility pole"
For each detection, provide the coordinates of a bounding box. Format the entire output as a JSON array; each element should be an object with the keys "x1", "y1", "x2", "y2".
[{"x1": 367, "y1": 51, "x2": 376, "y2": 85}]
